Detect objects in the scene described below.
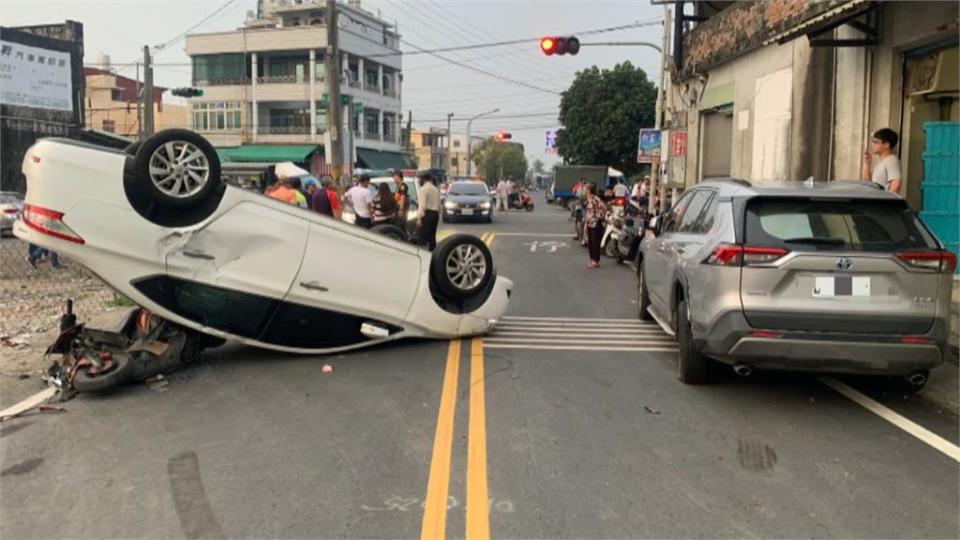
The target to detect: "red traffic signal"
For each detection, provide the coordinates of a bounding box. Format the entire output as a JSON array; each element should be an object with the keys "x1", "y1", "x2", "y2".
[
  {"x1": 539, "y1": 36, "x2": 579, "y2": 56},
  {"x1": 496, "y1": 131, "x2": 512, "y2": 141}
]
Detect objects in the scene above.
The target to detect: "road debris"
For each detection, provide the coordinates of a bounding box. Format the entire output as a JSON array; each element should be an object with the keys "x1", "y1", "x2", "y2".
[
  {"x1": 322, "y1": 364, "x2": 334, "y2": 374},
  {"x1": 643, "y1": 406, "x2": 661, "y2": 415},
  {"x1": 147, "y1": 374, "x2": 169, "y2": 392},
  {"x1": 1, "y1": 334, "x2": 31, "y2": 348}
]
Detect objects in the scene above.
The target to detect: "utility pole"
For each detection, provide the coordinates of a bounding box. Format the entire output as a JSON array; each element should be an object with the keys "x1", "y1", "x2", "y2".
[
  {"x1": 325, "y1": 0, "x2": 345, "y2": 191},
  {"x1": 446, "y1": 112, "x2": 454, "y2": 177},
  {"x1": 466, "y1": 108, "x2": 499, "y2": 176},
  {"x1": 648, "y1": 7, "x2": 670, "y2": 215},
  {"x1": 143, "y1": 46, "x2": 155, "y2": 136},
  {"x1": 135, "y1": 61, "x2": 142, "y2": 138},
  {"x1": 405, "y1": 110, "x2": 413, "y2": 153}
]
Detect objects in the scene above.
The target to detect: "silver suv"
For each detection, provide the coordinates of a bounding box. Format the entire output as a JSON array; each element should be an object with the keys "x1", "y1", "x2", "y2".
[{"x1": 637, "y1": 179, "x2": 956, "y2": 386}]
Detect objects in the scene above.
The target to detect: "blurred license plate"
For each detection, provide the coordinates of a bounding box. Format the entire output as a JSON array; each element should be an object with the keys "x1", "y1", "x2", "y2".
[
  {"x1": 813, "y1": 276, "x2": 870, "y2": 297},
  {"x1": 461, "y1": 209, "x2": 474, "y2": 215}
]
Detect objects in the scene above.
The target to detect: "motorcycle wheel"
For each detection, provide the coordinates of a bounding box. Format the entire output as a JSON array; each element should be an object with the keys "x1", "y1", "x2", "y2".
[
  {"x1": 604, "y1": 238, "x2": 618, "y2": 258},
  {"x1": 525, "y1": 203, "x2": 534, "y2": 212}
]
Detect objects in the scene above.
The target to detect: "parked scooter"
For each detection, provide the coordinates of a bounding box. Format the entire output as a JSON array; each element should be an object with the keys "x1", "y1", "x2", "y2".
[
  {"x1": 600, "y1": 197, "x2": 627, "y2": 258},
  {"x1": 603, "y1": 197, "x2": 649, "y2": 263}
]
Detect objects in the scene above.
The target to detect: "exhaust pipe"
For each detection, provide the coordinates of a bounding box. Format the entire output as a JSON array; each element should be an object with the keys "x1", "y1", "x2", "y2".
[
  {"x1": 906, "y1": 372, "x2": 927, "y2": 387},
  {"x1": 733, "y1": 364, "x2": 752, "y2": 377}
]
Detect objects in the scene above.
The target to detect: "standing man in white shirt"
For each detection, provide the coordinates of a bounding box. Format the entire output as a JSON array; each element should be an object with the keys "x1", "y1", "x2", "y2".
[
  {"x1": 861, "y1": 128, "x2": 903, "y2": 195},
  {"x1": 345, "y1": 174, "x2": 373, "y2": 228},
  {"x1": 417, "y1": 171, "x2": 442, "y2": 250}
]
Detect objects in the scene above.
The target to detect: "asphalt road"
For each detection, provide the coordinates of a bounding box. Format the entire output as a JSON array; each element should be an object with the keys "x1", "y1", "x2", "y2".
[{"x1": 1, "y1": 192, "x2": 958, "y2": 539}]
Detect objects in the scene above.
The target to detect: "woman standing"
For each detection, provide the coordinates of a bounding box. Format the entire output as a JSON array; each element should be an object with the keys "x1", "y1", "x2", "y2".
[
  {"x1": 584, "y1": 182, "x2": 608, "y2": 269},
  {"x1": 372, "y1": 182, "x2": 399, "y2": 224}
]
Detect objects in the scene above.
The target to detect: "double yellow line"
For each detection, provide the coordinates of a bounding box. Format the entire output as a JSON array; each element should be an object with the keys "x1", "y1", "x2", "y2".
[{"x1": 421, "y1": 232, "x2": 495, "y2": 540}]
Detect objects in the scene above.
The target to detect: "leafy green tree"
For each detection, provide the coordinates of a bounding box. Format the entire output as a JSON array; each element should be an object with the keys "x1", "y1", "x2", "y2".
[
  {"x1": 530, "y1": 158, "x2": 546, "y2": 175},
  {"x1": 471, "y1": 138, "x2": 529, "y2": 183},
  {"x1": 556, "y1": 61, "x2": 656, "y2": 176}
]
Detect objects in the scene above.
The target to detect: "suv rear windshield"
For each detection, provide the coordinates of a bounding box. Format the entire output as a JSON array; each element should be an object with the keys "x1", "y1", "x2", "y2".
[
  {"x1": 449, "y1": 183, "x2": 488, "y2": 195},
  {"x1": 745, "y1": 197, "x2": 936, "y2": 252}
]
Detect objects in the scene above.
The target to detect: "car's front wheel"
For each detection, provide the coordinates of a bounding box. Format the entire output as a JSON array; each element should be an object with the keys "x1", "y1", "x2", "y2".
[
  {"x1": 430, "y1": 234, "x2": 493, "y2": 300},
  {"x1": 677, "y1": 298, "x2": 709, "y2": 384},
  {"x1": 134, "y1": 129, "x2": 221, "y2": 210}
]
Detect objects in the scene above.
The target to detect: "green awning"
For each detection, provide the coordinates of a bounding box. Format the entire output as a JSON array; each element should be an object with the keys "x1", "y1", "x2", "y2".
[
  {"x1": 356, "y1": 147, "x2": 413, "y2": 169},
  {"x1": 699, "y1": 82, "x2": 734, "y2": 111},
  {"x1": 221, "y1": 145, "x2": 319, "y2": 163}
]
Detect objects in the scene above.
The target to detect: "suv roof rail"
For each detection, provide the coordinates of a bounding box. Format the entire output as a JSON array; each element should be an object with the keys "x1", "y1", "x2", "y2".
[
  {"x1": 819, "y1": 179, "x2": 885, "y2": 191},
  {"x1": 702, "y1": 177, "x2": 752, "y2": 188}
]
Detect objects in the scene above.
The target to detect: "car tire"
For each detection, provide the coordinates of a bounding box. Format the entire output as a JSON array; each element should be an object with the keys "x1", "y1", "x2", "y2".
[
  {"x1": 677, "y1": 298, "x2": 709, "y2": 384},
  {"x1": 430, "y1": 234, "x2": 493, "y2": 300},
  {"x1": 370, "y1": 223, "x2": 408, "y2": 242},
  {"x1": 123, "y1": 139, "x2": 142, "y2": 156},
  {"x1": 72, "y1": 352, "x2": 134, "y2": 393},
  {"x1": 637, "y1": 261, "x2": 653, "y2": 321},
  {"x1": 133, "y1": 129, "x2": 221, "y2": 211}
]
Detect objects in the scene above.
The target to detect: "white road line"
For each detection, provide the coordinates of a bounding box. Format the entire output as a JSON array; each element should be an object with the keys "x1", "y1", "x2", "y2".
[
  {"x1": 820, "y1": 377, "x2": 960, "y2": 463},
  {"x1": 490, "y1": 332, "x2": 667, "y2": 340},
  {"x1": 485, "y1": 337, "x2": 676, "y2": 345},
  {"x1": 503, "y1": 316, "x2": 645, "y2": 323},
  {"x1": 494, "y1": 324, "x2": 663, "y2": 334},
  {"x1": 496, "y1": 320, "x2": 653, "y2": 328},
  {"x1": 0, "y1": 387, "x2": 57, "y2": 420},
  {"x1": 484, "y1": 344, "x2": 678, "y2": 352}
]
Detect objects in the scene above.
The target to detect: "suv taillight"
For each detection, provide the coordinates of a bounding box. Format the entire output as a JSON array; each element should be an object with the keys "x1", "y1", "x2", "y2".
[
  {"x1": 896, "y1": 250, "x2": 957, "y2": 273},
  {"x1": 706, "y1": 244, "x2": 789, "y2": 266},
  {"x1": 20, "y1": 204, "x2": 85, "y2": 244}
]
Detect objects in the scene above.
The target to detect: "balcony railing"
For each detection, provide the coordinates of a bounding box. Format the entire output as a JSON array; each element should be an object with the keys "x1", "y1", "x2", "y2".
[
  {"x1": 361, "y1": 131, "x2": 381, "y2": 140},
  {"x1": 382, "y1": 88, "x2": 397, "y2": 98},
  {"x1": 348, "y1": 79, "x2": 361, "y2": 89},
  {"x1": 259, "y1": 125, "x2": 314, "y2": 135},
  {"x1": 194, "y1": 78, "x2": 246, "y2": 86}
]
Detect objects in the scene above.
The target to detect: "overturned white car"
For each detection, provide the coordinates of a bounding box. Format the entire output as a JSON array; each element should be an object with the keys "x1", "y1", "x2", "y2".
[{"x1": 15, "y1": 129, "x2": 512, "y2": 354}]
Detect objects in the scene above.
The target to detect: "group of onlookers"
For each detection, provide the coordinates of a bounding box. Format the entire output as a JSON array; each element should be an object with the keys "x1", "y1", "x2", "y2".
[{"x1": 263, "y1": 168, "x2": 442, "y2": 250}]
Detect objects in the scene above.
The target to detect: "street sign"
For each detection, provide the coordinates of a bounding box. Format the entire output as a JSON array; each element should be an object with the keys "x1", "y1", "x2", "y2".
[
  {"x1": 320, "y1": 93, "x2": 352, "y2": 106},
  {"x1": 670, "y1": 130, "x2": 688, "y2": 156},
  {"x1": 637, "y1": 129, "x2": 661, "y2": 163}
]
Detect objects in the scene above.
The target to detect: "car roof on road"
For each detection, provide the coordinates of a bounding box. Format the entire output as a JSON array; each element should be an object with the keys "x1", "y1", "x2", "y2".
[{"x1": 698, "y1": 179, "x2": 902, "y2": 200}]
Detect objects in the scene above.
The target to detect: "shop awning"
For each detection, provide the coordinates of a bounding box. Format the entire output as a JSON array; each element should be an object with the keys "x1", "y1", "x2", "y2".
[
  {"x1": 221, "y1": 145, "x2": 319, "y2": 163},
  {"x1": 356, "y1": 147, "x2": 414, "y2": 170}
]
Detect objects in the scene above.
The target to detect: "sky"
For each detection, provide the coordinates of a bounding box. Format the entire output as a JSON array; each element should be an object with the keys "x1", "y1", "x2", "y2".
[{"x1": 1, "y1": 0, "x2": 666, "y2": 168}]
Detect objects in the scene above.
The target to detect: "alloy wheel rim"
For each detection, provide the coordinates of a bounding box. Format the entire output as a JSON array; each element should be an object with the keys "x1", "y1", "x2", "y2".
[
  {"x1": 148, "y1": 141, "x2": 210, "y2": 198},
  {"x1": 445, "y1": 244, "x2": 486, "y2": 291}
]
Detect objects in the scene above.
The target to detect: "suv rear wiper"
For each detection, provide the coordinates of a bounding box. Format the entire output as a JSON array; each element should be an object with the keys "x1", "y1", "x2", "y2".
[{"x1": 782, "y1": 237, "x2": 846, "y2": 245}]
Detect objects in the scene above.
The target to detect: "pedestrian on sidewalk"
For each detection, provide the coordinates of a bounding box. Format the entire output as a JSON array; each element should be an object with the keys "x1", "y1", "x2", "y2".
[
  {"x1": 323, "y1": 176, "x2": 342, "y2": 220},
  {"x1": 311, "y1": 177, "x2": 334, "y2": 217},
  {"x1": 496, "y1": 177, "x2": 509, "y2": 210},
  {"x1": 373, "y1": 182, "x2": 399, "y2": 224},
  {"x1": 584, "y1": 182, "x2": 608, "y2": 269},
  {"x1": 345, "y1": 174, "x2": 373, "y2": 228},
  {"x1": 304, "y1": 177, "x2": 320, "y2": 211},
  {"x1": 862, "y1": 128, "x2": 903, "y2": 194},
  {"x1": 289, "y1": 177, "x2": 309, "y2": 208},
  {"x1": 417, "y1": 171, "x2": 441, "y2": 250},
  {"x1": 266, "y1": 176, "x2": 299, "y2": 205}
]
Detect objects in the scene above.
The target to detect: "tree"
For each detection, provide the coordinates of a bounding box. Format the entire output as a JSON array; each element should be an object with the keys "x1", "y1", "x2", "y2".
[
  {"x1": 471, "y1": 138, "x2": 528, "y2": 183},
  {"x1": 556, "y1": 61, "x2": 656, "y2": 176},
  {"x1": 530, "y1": 158, "x2": 546, "y2": 175}
]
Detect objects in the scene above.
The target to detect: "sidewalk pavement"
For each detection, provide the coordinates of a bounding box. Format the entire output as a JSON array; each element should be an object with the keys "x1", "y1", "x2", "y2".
[{"x1": 920, "y1": 360, "x2": 959, "y2": 414}]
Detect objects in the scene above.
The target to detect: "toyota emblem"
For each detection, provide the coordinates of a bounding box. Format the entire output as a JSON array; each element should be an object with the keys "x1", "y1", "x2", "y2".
[{"x1": 835, "y1": 257, "x2": 853, "y2": 270}]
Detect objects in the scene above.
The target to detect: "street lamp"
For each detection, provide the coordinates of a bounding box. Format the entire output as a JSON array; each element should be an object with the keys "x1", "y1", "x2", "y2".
[{"x1": 466, "y1": 108, "x2": 500, "y2": 176}]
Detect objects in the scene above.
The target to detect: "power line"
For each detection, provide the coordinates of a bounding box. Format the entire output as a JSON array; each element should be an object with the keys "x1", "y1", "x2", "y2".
[{"x1": 153, "y1": 0, "x2": 245, "y2": 53}]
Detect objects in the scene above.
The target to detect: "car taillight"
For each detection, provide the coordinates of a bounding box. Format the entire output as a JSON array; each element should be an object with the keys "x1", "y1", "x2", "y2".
[
  {"x1": 20, "y1": 204, "x2": 84, "y2": 244},
  {"x1": 705, "y1": 244, "x2": 789, "y2": 266},
  {"x1": 3, "y1": 208, "x2": 18, "y2": 214},
  {"x1": 896, "y1": 250, "x2": 957, "y2": 273}
]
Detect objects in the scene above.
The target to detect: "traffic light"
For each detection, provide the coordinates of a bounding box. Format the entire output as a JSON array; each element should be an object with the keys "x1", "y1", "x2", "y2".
[
  {"x1": 171, "y1": 87, "x2": 204, "y2": 97},
  {"x1": 540, "y1": 36, "x2": 580, "y2": 56},
  {"x1": 496, "y1": 131, "x2": 512, "y2": 141}
]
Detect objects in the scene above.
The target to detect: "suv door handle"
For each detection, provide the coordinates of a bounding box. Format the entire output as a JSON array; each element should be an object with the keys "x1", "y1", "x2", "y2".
[
  {"x1": 300, "y1": 281, "x2": 329, "y2": 292},
  {"x1": 182, "y1": 250, "x2": 215, "y2": 260}
]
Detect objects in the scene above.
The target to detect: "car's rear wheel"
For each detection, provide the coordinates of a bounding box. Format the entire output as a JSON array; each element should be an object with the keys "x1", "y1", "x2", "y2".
[
  {"x1": 370, "y1": 223, "x2": 408, "y2": 242},
  {"x1": 637, "y1": 261, "x2": 652, "y2": 321},
  {"x1": 431, "y1": 234, "x2": 493, "y2": 300},
  {"x1": 134, "y1": 129, "x2": 221, "y2": 210},
  {"x1": 677, "y1": 298, "x2": 709, "y2": 384}
]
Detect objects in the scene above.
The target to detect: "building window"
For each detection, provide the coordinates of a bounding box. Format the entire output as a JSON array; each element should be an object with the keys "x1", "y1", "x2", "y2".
[
  {"x1": 192, "y1": 54, "x2": 246, "y2": 85},
  {"x1": 365, "y1": 69, "x2": 379, "y2": 89},
  {"x1": 453, "y1": 139, "x2": 461, "y2": 148},
  {"x1": 192, "y1": 101, "x2": 242, "y2": 131},
  {"x1": 452, "y1": 156, "x2": 459, "y2": 167},
  {"x1": 110, "y1": 88, "x2": 124, "y2": 102},
  {"x1": 102, "y1": 119, "x2": 115, "y2": 133},
  {"x1": 364, "y1": 112, "x2": 379, "y2": 135}
]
